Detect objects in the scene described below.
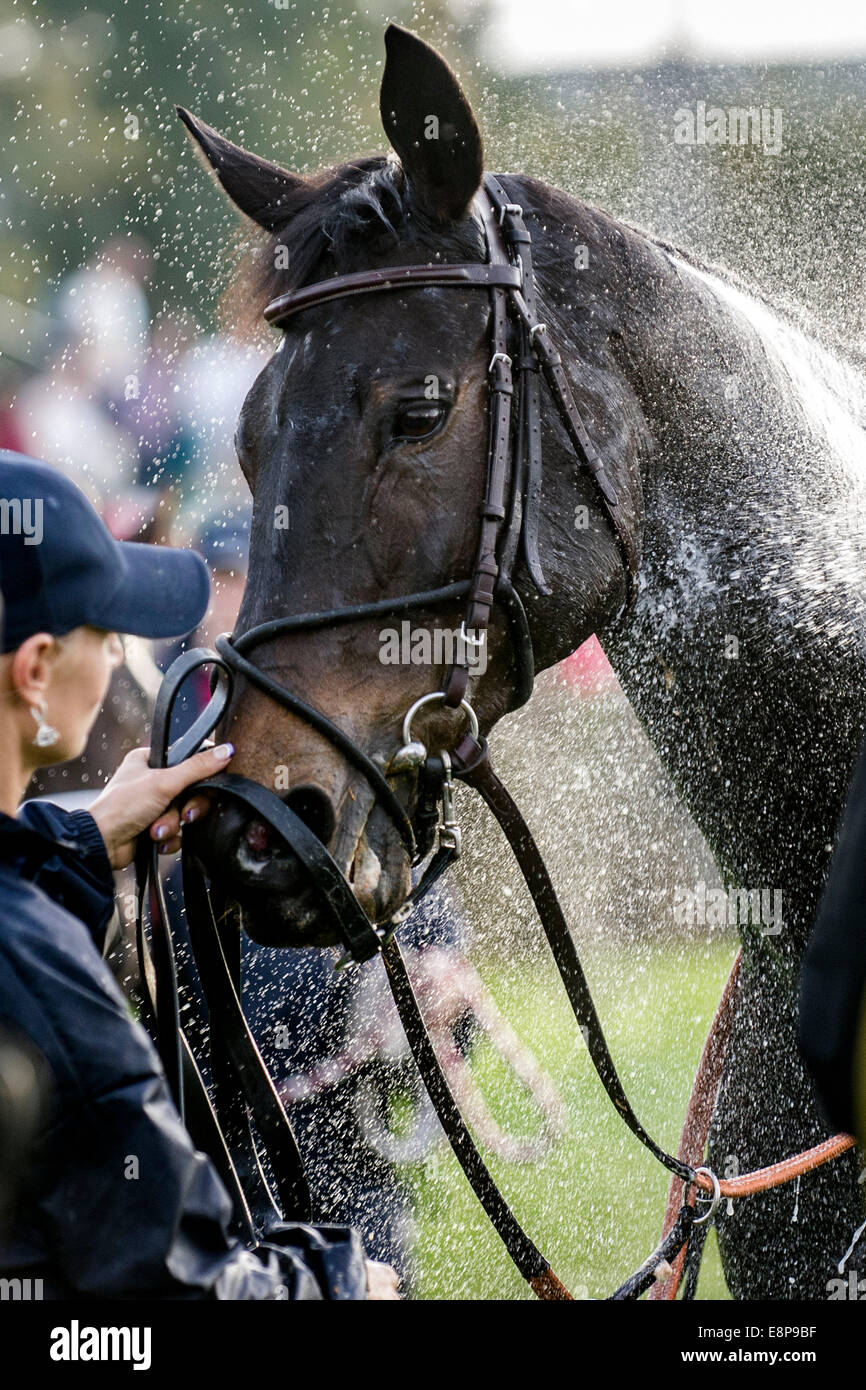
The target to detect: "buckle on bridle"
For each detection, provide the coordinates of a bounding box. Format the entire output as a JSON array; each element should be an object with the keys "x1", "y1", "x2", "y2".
[
  {"x1": 689, "y1": 1166, "x2": 722, "y2": 1226},
  {"x1": 437, "y1": 750, "x2": 462, "y2": 857},
  {"x1": 498, "y1": 202, "x2": 523, "y2": 226}
]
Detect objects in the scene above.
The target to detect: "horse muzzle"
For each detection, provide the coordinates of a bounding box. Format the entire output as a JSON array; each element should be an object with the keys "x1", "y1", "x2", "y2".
[{"x1": 186, "y1": 777, "x2": 414, "y2": 948}]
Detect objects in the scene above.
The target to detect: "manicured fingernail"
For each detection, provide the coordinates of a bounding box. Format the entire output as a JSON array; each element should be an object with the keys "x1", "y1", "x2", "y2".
[
  {"x1": 155, "y1": 824, "x2": 169, "y2": 840},
  {"x1": 182, "y1": 806, "x2": 200, "y2": 824},
  {"x1": 214, "y1": 743, "x2": 234, "y2": 761}
]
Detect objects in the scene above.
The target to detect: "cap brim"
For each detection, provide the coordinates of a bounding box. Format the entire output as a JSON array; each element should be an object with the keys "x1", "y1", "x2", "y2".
[{"x1": 90, "y1": 542, "x2": 211, "y2": 640}]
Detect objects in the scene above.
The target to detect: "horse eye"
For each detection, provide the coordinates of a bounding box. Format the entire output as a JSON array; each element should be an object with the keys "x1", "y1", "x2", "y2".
[{"x1": 392, "y1": 402, "x2": 447, "y2": 442}]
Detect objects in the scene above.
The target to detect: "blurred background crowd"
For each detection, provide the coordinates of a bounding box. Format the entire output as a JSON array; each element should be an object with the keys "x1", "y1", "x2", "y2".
[{"x1": 0, "y1": 232, "x2": 257, "y2": 558}]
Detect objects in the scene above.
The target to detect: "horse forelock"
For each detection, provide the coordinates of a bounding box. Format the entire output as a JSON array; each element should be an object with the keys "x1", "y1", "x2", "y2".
[{"x1": 232, "y1": 151, "x2": 496, "y2": 328}]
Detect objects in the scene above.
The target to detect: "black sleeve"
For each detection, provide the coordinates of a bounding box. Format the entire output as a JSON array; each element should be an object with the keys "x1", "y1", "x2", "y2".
[
  {"x1": 799, "y1": 739, "x2": 866, "y2": 1134},
  {"x1": 0, "y1": 913, "x2": 368, "y2": 1300},
  {"x1": 16, "y1": 803, "x2": 116, "y2": 948},
  {"x1": 32, "y1": 1043, "x2": 367, "y2": 1300}
]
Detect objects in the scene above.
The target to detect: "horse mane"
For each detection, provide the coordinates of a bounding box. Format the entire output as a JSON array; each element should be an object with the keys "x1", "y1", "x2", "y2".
[{"x1": 645, "y1": 232, "x2": 866, "y2": 384}]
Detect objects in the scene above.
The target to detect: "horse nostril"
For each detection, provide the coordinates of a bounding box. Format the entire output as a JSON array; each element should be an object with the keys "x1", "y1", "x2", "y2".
[{"x1": 283, "y1": 784, "x2": 336, "y2": 846}]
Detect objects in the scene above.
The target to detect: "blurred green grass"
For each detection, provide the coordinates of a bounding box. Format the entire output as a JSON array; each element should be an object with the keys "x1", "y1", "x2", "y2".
[{"x1": 406, "y1": 935, "x2": 737, "y2": 1300}]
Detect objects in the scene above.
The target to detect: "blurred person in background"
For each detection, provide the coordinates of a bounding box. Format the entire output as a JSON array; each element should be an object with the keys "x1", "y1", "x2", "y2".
[
  {"x1": 55, "y1": 235, "x2": 151, "y2": 406},
  {"x1": 174, "y1": 333, "x2": 268, "y2": 535},
  {"x1": 0, "y1": 361, "x2": 29, "y2": 455},
  {"x1": 121, "y1": 310, "x2": 198, "y2": 543},
  {"x1": 12, "y1": 337, "x2": 139, "y2": 504},
  {"x1": 11, "y1": 236, "x2": 153, "y2": 505}
]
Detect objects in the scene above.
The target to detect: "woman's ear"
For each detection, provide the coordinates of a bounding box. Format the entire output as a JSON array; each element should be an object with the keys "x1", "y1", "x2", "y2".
[{"x1": 9, "y1": 633, "x2": 57, "y2": 711}]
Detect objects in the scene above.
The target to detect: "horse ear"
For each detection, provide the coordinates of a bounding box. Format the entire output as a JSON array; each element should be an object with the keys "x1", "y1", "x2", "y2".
[
  {"x1": 177, "y1": 107, "x2": 306, "y2": 231},
  {"x1": 379, "y1": 25, "x2": 483, "y2": 224}
]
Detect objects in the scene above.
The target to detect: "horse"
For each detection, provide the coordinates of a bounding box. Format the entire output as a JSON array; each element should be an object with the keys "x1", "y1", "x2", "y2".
[{"x1": 179, "y1": 25, "x2": 865, "y2": 1298}]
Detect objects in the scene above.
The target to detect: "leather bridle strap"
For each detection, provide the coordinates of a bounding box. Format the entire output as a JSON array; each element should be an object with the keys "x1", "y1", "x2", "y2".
[
  {"x1": 180, "y1": 847, "x2": 313, "y2": 1220},
  {"x1": 263, "y1": 262, "x2": 523, "y2": 323},
  {"x1": 649, "y1": 951, "x2": 742, "y2": 1301},
  {"x1": 448, "y1": 732, "x2": 696, "y2": 1185},
  {"x1": 607, "y1": 1205, "x2": 697, "y2": 1301},
  {"x1": 214, "y1": 637, "x2": 417, "y2": 858},
  {"x1": 137, "y1": 648, "x2": 314, "y2": 1234},
  {"x1": 441, "y1": 182, "x2": 515, "y2": 708},
  {"x1": 650, "y1": 949, "x2": 856, "y2": 1301},
  {"x1": 194, "y1": 773, "x2": 384, "y2": 964},
  {"x1": 487, "y1": 174, "x2": 548, "y2": 595},
  {"x1": 381, "y1": 934, "x2": 572, "y2": 1298}
]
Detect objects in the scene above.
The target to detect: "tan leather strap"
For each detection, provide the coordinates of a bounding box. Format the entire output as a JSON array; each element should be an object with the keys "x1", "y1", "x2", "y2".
[
  {"x1": 651, "y1": 949, "x2": 855, "y2": 1301},
  {"x1": 649, "y1": 951, "x2": 742, "y2": 1301},
  {"x1": 698, "y1": 1132, "x2": 855, "y2": 1199}
]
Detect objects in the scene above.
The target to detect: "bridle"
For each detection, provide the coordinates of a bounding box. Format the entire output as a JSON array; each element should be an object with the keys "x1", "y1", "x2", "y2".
[
  {"x1": 206, "y1": 170, "x2": 640, "y2": 944},
  {"x1": 137, "y1": 173, "x2": 853, "y2": 1301}
]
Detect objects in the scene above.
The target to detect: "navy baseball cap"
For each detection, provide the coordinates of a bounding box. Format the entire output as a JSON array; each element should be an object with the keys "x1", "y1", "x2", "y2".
[{"x1": 0, "y1": 451, "x2": 211, "y2": 653}]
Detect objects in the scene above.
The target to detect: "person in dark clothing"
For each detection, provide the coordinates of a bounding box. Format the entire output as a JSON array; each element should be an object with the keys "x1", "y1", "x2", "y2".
[
  {"x1": 0, "y1": 450, "x2": 397, "y2": 1300},
  {"x1": 800, "y1": 738, "x2": 866, "y2": 1148}
]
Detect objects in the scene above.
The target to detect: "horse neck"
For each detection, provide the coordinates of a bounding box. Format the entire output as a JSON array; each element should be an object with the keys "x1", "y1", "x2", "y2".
[{"x1": 598, "y1": 235, "x2": 866, "y2": 939}]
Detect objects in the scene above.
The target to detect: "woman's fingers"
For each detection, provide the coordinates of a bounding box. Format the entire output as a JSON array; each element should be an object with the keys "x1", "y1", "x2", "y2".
[
  {"x1": 150, "y1": 808, "x2": 181, "y2": 842},
  {"x1": 150, "y1": 794, "x2": 214, "y2": 854},
  {"x1": 365, "y1": 1260, "x2": 401, "y2": 1301},
  {"x1": 157, "y1": 743, "x2": 234, "y2": 801},
  {"x1": 179, "y1": 794, "x2": 212, "y2": 825},
  {"x1": 89, "y1": 743, "x2": 236, "y2": 871}
]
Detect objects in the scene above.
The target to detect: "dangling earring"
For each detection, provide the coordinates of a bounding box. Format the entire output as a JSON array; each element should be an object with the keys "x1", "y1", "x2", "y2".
[{"x1": 31, "y1": 699, "x2": 60, "y2": 748}]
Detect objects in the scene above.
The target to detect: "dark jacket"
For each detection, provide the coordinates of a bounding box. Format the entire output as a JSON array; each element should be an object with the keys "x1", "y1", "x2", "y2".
[
  {"x1": 0, "y1": 800, "x2": 366, "y2": 1300},
  {"x1": 799, "y1": 736, "x2": 866, "y2": 1135}
]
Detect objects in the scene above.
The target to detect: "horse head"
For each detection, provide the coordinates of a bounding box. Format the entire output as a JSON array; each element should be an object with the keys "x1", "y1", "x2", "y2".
[{"x1": 182, "y1": 25, "x2": 646, "y2": 946}]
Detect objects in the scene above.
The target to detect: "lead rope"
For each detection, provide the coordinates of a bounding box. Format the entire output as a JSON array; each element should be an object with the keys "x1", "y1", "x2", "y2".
[
  {"x1": 447, "y1": 734, "x2": 695, "y2": 1183},
  {"x1": 381, "y1": 936, "x2": 572, "y2": 1299}
]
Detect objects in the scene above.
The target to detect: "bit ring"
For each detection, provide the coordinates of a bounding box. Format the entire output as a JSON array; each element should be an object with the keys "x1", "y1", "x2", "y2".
[{"x1": 402, "y1": 692, "x2": 479, "y2": 750}]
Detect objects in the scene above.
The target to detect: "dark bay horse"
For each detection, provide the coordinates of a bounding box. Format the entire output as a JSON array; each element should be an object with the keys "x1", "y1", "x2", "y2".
[{"x1": 181, "y1": 26, "x2": 865, "y2": 1298}]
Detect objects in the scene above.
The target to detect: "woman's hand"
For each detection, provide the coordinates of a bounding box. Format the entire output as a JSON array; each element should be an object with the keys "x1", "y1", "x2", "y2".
[{"x1": 88, "y1": 743, "x2": 234, "y2": 870}]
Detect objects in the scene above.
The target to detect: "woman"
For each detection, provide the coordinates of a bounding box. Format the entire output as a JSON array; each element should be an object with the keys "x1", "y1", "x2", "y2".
[{"x1": 0, "y1": 450, "x2": 397, "y2": 1300}]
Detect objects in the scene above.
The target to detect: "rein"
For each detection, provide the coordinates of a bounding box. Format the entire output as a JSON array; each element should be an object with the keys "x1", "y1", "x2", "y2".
[{"x1": 136, "y1": 173, "x2": 854, "y2": 1298}]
